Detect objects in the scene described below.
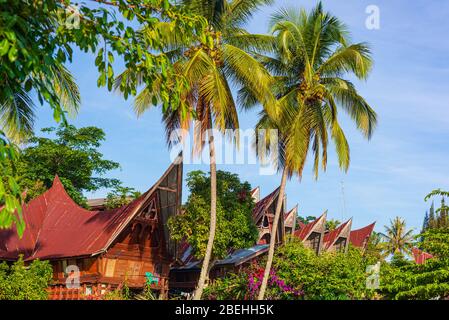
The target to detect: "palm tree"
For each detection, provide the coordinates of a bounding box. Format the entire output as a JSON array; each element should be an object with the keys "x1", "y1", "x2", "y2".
[
  {"x1": 244, "y1": 3, "x2": 378, "y2": 299},
  {"x1": 0, "y1": 64, "x2": 80, "y2": 142},
  {"x1": 115, "y1": 0, "x2": 274, "y2": 300},
  {"x1": 382, "y1": 217, "x2": 414, "y2": 256}
]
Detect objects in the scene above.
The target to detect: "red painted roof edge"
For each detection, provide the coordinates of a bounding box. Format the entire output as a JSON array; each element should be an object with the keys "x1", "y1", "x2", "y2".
[
  {"x1": 323, "y1": 218, "x2": 352, "y2": 249},
  {"x1": 294, "y1": 211, "x2": 327, "y2": 241},
  {"x1": 349, "y1": 222, "x2": 376, "y2": 248}
]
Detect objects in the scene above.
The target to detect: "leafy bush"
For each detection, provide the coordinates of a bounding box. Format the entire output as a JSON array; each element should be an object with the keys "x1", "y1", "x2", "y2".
[
  {"x1": 380, "y1": 228, "x2": 449, "y2": 299},
  {"x1": 204, "y1": 239, "x2": 376, "y2": 300},
  {"x1": 0, "y1": 256, "x2": 52, "y2": 300}
]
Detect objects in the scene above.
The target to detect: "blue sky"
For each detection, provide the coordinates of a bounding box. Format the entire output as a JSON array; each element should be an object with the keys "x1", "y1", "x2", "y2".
[{"x1": 33, "y1": 0, "x2": 449, "y2": 233}]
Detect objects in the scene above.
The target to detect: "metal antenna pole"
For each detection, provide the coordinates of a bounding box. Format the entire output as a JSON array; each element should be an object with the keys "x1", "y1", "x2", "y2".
[{"x1": 340, "y1": 180, "x2": 347, "y2": 221}]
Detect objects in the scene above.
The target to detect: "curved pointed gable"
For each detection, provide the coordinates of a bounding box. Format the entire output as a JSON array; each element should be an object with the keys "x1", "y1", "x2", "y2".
[
  {"x1": 412, "y1": 247, "x2": 434, "y2": 265},
  {"x1": 323, "y1": 219, "x2": 352, "y2": 250},
  {"x1": 349, "y1": 222, "x2": 376, "y2": 249},
  {"x1": 251, "y1": 187, "x2": 260, "y2": 203},
  {"x1": 284, "y1": 205, "x2": 298, "y2": 229},
  {"x1": 252, "y1": 187, "x2": 280, "y2": 224},
  {"x1": 0, "y1": 158, "x2": 183, "y2": 261},
  {"x1": 294, "y1": 212, "x2": 327, "y2": 241}
]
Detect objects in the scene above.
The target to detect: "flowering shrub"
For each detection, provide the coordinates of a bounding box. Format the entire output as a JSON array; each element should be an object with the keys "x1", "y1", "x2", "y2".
[
  {"x1": 203, "y1": 263, "x2": 303, "y2": 300},
  {"x1": 248, "y1": 266, "x2": 303, "y2": 299}
]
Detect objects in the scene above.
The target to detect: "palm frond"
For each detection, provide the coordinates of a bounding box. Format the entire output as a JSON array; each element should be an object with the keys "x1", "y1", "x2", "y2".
[{"x1": 0, "y1": 86, "x2": 35, "y2": 142}]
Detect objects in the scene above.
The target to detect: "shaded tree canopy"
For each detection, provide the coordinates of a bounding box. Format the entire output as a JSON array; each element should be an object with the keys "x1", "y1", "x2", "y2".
[
  {"x1": 0, "y1": 256, "x2": 53, "y2": 300},
  {"x1": 12, "y1": 124, "x2": 121, "y2": 207},
  {"x1": 381, "y1": 228, "x2": 449, "y2": 300},
  {"x1": 168, "y1": 170, "x2": 258, "y2": 261}
]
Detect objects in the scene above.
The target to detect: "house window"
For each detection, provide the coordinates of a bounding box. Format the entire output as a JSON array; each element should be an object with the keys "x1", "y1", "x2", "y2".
[
  {"x1": 335, "y1": 238, "x2": 347, "y2": 252},
  {"x1": 307, "y1": 232, "x2": 321, "y2": 254}
]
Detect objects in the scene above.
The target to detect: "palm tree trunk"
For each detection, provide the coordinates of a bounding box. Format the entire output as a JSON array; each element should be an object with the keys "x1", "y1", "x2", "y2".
[
  {"x1": 257, "y1": 167, "x2": 288, "y2": 300},
  {"x1": 193, "y1": 131, "x2": 217, "y2": 300}
]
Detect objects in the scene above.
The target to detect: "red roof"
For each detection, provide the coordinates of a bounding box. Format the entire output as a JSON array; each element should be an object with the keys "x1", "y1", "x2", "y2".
[
  {"x1": 412, "y1": 247, "x2": 434, "y2": 265},
  {"x1": 294, "y1": 213, "x2": 326, "y2": 241},
  {"x1": 349, "y1": 222, "x2": 376, "y2": 248},
  {"x1": 323, "y1": 219, "x2": 352, "y2": 250},
  {"x1": 0, "y1": 176, "x2": 149, "y2": 261},
  {"x1": 0, "y1": 158, "x2": 182, "y2": 261}
]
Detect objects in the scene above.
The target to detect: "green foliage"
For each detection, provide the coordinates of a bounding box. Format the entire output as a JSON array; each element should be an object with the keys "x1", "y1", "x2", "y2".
[
  {"x1": 380, "y1": 228, "x2": 449, "y2": 300},
  {"x1": 273, "y1": 239, "x2": 374, "y2": 300},
  {"x1": 104, "y1": 282, "x2": 131, "y2": 300},
  {"x1": 325, "y1": 219, "x2": 341, "y2": 231},
  {"x1": 203, "y1": 269, "x2": 254, "y2": 300},
  {"x1": 0, "y1": 0, "x2": 208, "y2": 233},
  {"x1": 297, "y1": 215, "x2": 316, "y2": 226},
  {"x1": 250, "y1": 3, "x2": 376, "y2": 178},
  {"x1": 0, "y1": 256, "x2": 53, "y2": 300},
  {"x1": 168, "y1": 170, "x2": 258, "y2": 260},
  {"x1": 424, "y1": 190, "x2": 449, "y2": 230},
  {"x1": 14, "y1": 124, "x2": 121, "y2": 207},
  {"x1": 381, "y1": 217, "x2": 415, "y2": 256},
  {"x1": 205, "y1": 239, "x2": 377, "y2": 300},
  {"x1": 0, "y1": 0, "x2": 207, "y2": 122},
  {"x1": 364, "y1": 232, "x2": 387, "y2": 262},
  {"x1": 104, "y1": 184, "x2": 141, "y2": 209},
  {"x1": 0, "y1": 131, "x2": 25, "y2": 235}
]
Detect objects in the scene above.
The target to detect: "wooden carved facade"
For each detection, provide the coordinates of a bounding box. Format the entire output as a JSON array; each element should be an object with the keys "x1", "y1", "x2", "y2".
[
  {"x1": 252, "y1": 187, "x2": 286, "y2": 245},
  {"x1": 0, "y1": 157, "x2": 183, "y2": 300}
]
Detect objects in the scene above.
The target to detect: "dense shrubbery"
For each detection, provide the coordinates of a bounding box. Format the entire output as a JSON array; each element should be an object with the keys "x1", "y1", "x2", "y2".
[
  {"x1": 380, "y1": 228, "x2": 449, "y2": 299},
  {"x1": 204, "y1": 238, "x2": 378, "y2": 300},
  {"x1": 0, "y1": 256, "x2": 52, "y2": 300}
]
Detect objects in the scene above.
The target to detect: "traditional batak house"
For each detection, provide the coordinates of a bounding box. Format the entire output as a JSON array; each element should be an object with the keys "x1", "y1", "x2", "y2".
[
  {"x1": 323, "y1": 219, "x2": 352, "y2": 253},
  {"x1": 349, "y1": 222, "x2": 376, "y2": 250},
  {"x1": 284, "y1": 205, "x2": 298, "y2": 236},
  {"x1": 0, "y1": 158, "x2": 183, "y2": 299},
  {"x1": 294, "y1": 212, "x2": 327, "y2": 254},
  {"x1": 252, "y1": 187, "x2": 286, "y2": 245}
]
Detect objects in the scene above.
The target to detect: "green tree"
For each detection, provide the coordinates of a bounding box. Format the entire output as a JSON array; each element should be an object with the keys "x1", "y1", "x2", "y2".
[
  {"x1": 0, "y1": 256, "x2": 53, "y2": 300},
  {"x1": 380, "y1": 228, "x2": 449, "y2": 300},
  {"x1": 364, "y1": 231, "x2": 387, "y2": 261},
  {"x1": 0, "y1": 0, "x2": 208, "y2": 233},
  {"x1": 205, "y1": 238, "x2": 375, "y2": 300},
  {"x1": 381, "y1": 217, "x2": 414, "y2": 256},
  {"x1": 249, "y1": 3, "x2": 377, "y2": 299},
  {"x1": 326, "y1": 219, "x2": 341, "y2": 231},
  {"x1": 0, "y1": 132, "x2": 25, "y2": 235},
  {"x1": 297, "y1": 215, "x2": 317, "y2": 226},
  {"x1": 425, "y1": 189, "x2": 449, "y2": 229},
  {"x1": 168, "y1": 170, "x2": 258, "y2": 280},
  {"x1": 104, "y1": 184, "x2": 141, "y2": 209},
  {"x1": 116, "y1": 0, "x2": 274, "y2": 299},
  {"x1": 14, "y1": 124, "x2": 120, "y2": 207}
]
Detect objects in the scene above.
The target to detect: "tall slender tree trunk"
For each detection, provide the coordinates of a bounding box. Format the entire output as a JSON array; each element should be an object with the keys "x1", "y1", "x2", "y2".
[
  {"x1": 257, "y1": 167, "x2": 288, "y2": 300},
  {"x1": 193, "y1": 130, "x2": 217, "y2": 300}
]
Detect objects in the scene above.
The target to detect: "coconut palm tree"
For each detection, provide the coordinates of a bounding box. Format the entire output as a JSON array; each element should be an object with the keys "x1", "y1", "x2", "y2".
[
  {"x1": 243, "y1": 3, "x2": 378, "y2": 299},
  {"x1": 115, "y1": 0, "x2": 274, "y2": 300},
  {"x1": 382, "y1": 217, "x2": 414, "y2": 256},
  {"x1": 0, "y1": 64, "x2": 80, "y2": 142}
]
